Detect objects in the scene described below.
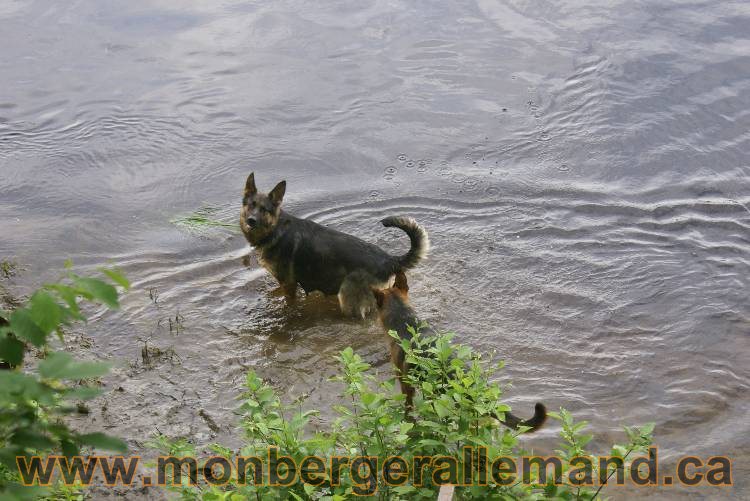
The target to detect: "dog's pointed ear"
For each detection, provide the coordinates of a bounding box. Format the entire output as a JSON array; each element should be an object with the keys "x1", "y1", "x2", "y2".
[
  {"x1": 371, "y1": 287, "x2": 385, "y2": 308},
  {"x1": 269, "y1": 180, "x2": 286, "y2": 204},
  {"x1": 245, "y1": 173, "x2": 257, "y2": 196},
  {"x1": 394, "y1": 271, "x2": 409, "y2": 293}
]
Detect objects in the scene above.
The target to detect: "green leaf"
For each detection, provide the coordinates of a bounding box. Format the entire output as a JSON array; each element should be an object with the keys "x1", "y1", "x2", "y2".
[
  {"x1": 99, "y1": 268, "x2": 131, "y2": 290},
  {"x1": 0, "y1": 335, "x2": 24, "y2": 366},
  {"x1": 76, "y1": 432, "x2": 128, "y2": 453},
  {"x1": 418, "y1": 439, "x2": 443, "y2": 448},
  {"x1": 28, "y1": 291, "x2": 64, "y2": 335},
  {"x1": 46, "y1": 284, "x2": 83, "y2": 320},
  {"x1": 361, "y1": 392, "x2": 377, "y2": 406},
  {"x1": 38, "y1": 351, "x2": 111, "y2": 380},
  {"x1": 9, "y1": 309, "x2": 47, "y2": 346},
  {"x1": 578, "y1": 433, "x2": 593, "y2": 446},
  {"x1": 611, "y1": 444, "x2": 628, "y2": 459},
  {"x1": 640, "y1": 422, "x2": 655, "y2": 436},
  {"x1": 0, "y1": 372, "x2": 55, "y2": 402},
  {"x1": 73, "y1": 277, "x2": 119, "y2": 308},
  {"x1": 11, "y1": 429, "x2": 56, "y2": 450},
  {"x1": 572, "y1": 421, "x2": 589, "y2": 433},
  {"x1": 61, "y1": 439, "x2": 80, "y2": 458},
  {"x1": 433, "y1": 400, "x2": 452, "y2": 418}
]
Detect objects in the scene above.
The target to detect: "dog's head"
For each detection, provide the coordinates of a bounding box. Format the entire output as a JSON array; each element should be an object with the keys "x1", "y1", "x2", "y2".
[
  {"x1": 371, "y1": 270, "x2": 410, "y2": 311},
  {"x1": 240, "y1": 173, "x2": 285, "y2": 245}
]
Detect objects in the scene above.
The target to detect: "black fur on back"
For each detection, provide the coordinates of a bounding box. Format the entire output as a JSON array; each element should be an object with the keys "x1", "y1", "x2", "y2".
[{"x1": 257, "y1": 211, "x2": 424, "y2": 295}]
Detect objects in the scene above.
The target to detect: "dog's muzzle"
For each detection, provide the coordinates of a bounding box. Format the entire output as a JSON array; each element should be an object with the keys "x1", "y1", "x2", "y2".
[{"x1": 245, "y1": 217, "x2": 257, "y2": 228}]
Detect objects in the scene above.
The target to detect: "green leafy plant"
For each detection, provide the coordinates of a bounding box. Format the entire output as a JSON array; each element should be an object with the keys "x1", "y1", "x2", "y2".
[
  {"x1": 151, "y1": 328, "x2": 654, "y2": 500},
  {"x1": 0, "y1": 264, "x2": 130, "y2": 500},
  {"x1": 171, "y1": 206, "x2": 240, "y2": 236}
]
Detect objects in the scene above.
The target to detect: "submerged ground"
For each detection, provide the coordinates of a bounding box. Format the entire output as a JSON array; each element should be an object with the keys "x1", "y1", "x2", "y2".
[{"x1": 1, "y1": 0, "x2": 749, "y2": 498}]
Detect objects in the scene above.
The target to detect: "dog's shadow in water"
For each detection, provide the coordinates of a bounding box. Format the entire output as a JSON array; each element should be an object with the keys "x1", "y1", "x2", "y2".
[
  {"x1": 236, "y1": 256, "x2": 383, "y2": 367},
  {"x1": 242, "y1": 285, "x2": 374, "y2": 347}
]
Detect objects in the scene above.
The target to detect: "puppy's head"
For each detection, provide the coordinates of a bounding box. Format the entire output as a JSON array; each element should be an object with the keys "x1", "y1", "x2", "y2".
[
  {"x1": 240, "y1": 173, "x2": 286, "y2": 245},
  {"x1": 371, "y1": 271, "x2": 410, "y2": 313}
]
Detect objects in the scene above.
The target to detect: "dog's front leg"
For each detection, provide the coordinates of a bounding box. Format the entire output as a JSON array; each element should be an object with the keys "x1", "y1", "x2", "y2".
[
  {"x1": 269, "y1": 281, "x2": 297, "y2": 301},
  {"x1": 262, "y1": 257, "x2": 297, "y2": 302}
]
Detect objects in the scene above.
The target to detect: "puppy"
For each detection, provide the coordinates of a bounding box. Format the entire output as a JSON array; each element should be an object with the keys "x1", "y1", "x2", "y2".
[
  {"x1": 240, "y1": 173, "x2": 429, "y2": 317},
  {"x1": 372, "y1": 272, "x2": 547, "y2": 431}
]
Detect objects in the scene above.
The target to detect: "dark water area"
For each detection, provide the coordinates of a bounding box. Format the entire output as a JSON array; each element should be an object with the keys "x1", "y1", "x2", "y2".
[{"x1": 1, "y1": 0, "x2": 749, "y2": 498}]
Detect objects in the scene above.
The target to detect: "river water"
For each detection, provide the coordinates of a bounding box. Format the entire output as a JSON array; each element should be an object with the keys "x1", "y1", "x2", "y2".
[{"x1": 1, "y1": 1, "x2": 748, "y2": 498}]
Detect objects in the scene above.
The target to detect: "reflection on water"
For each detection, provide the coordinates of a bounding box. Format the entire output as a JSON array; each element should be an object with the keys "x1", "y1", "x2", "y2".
[{"x1": 1, "y1": 0, "x2": 749, "y2": 497}]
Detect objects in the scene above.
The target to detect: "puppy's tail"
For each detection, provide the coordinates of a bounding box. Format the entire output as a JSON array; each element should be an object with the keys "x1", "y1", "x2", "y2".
[
  {"x1": 381, "y1": 216, "x2": 429, "y2": 270},
  {"x1": 496, "y1": 402, "x2": 547, "y2": 433}
]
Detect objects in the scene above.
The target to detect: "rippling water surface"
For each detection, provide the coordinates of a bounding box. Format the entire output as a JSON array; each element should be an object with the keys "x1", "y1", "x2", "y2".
[{"x1": 1, "y1": 0, "x2": 749, "y2": 498}]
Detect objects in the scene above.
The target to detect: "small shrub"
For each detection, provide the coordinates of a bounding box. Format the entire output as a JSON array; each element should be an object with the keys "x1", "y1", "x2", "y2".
[
  {"x1": 151, "y1": 328, "x2": 653, "y2": 500},
  {"x1": 0, "y1": 264, "x2": 130, "y2": 500}
]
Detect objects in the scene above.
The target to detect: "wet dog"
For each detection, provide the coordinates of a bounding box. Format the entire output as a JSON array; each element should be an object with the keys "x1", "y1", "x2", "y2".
[
  {"x1": 371, "y1": 272, "x2": 547, "y2": 431},
  {"x1": 240, "y1": 173, "x2": 429, "y2": 317}
]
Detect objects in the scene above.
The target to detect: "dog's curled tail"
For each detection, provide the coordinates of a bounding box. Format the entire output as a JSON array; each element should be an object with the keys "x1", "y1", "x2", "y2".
[
  {"x1": 497, "y1": 402, "x2": 547, "y2": 433},
  {"x1": 381, "y1": 216, "x2": 430, "y2": 270}
]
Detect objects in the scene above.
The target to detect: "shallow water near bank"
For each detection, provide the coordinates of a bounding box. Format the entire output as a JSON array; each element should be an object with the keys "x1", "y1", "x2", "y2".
[{"x1": 1, "y1": 0, "x2": 749, "y2": 498}]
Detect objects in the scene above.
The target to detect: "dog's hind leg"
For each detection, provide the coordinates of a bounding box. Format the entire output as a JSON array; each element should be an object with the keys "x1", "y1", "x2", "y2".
[{"x1": 338, "y1": 270, "x2": 379, "y2": 318}]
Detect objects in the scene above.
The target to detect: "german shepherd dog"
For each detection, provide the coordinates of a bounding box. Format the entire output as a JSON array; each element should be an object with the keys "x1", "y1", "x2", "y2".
[
  {"x1": 240, "y1": 173, "x2": 429, "y2": 317},
  {"x1": 371, "y1": 272, "x2": 547, "y2": 431}
]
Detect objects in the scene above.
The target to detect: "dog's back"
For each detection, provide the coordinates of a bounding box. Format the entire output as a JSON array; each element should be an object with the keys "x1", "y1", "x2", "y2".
[{"x1": 261, "y1": 212, "x2": 395, "y2": 295}]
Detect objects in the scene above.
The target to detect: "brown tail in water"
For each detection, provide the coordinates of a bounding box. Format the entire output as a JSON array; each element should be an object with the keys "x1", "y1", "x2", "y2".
[{"x1": 496, "y1": 402, "x2": 547, "y2": 432}]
